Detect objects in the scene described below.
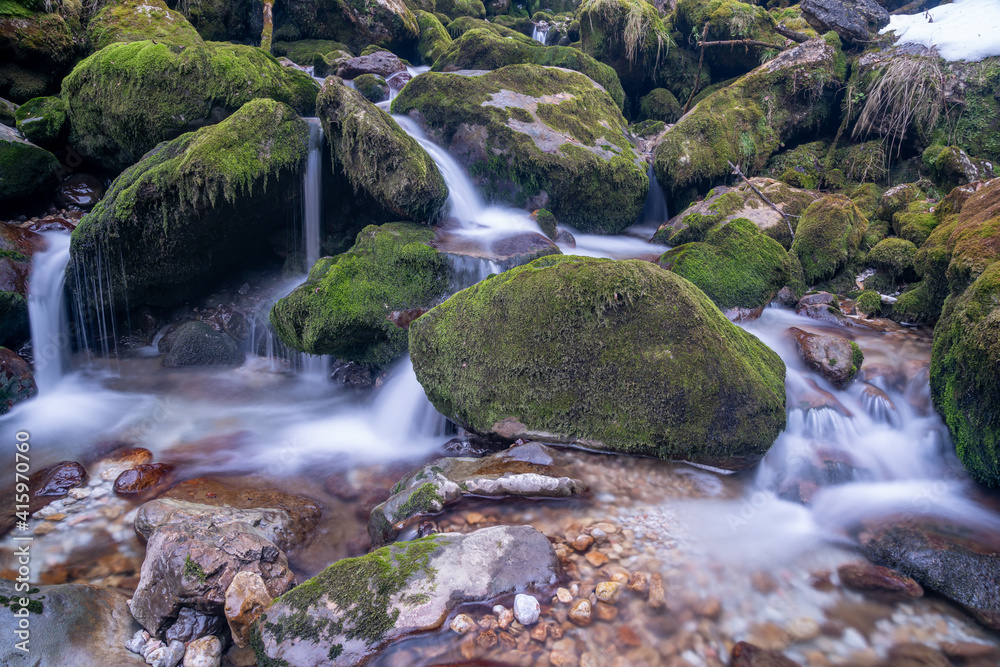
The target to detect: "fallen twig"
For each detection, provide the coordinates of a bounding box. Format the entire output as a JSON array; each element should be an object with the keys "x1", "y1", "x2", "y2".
[
  {"x1": 684, "y1": 23, "x2": 710, "y2": 113},
  {"x1": 774, "y1": 25, "x2": 810, "y2": 43},
  {"x1": 727, "y1": 160, "x2": 795, "y2": 241}
]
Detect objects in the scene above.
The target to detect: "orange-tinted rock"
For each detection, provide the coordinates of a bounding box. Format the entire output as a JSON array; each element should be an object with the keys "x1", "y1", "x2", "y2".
[
  {"x1": 837, "y1": 561, "x2": 923, "y2": 598},
  {"x1": 113, "y1": 463, "x2": 174, "y2": 498},
  {"x1": 731, "y1": 641, "x2": 801, "y2": 666}
]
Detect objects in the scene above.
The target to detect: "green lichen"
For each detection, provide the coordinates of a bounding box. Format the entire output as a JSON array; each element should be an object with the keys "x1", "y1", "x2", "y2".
[
  {"x1": 658, "y1": 217, "x2": 792, "y2": 310},
  {"x1": 183, "y1": 555, "x2": 207, "y2": 582},
  {"x1": 409, "y1": 255, "x2": 787, "y2": 470},
  {"x1": 396, "y1": 482, "x2": 444, "y2": 518},
  {"x1": 61, "y1": 39, "x2": 318, "y2": 171},
  {"x1": 269, "y1": 223, "x2": 450, "y2": 367}
]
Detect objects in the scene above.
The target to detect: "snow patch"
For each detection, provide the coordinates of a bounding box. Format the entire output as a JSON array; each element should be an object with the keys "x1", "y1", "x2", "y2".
[{"x1": 881, "y1": 0, "x2": 1000, "y2": 62}]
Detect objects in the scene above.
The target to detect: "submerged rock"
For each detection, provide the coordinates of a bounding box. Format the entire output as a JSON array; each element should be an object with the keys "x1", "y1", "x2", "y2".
[
  {"x1": 70, "y1": 99, "x2": 309, "y2": 314},
  {"x1": 787, "y1": 327, "x2": 863, "y2": 388},
  {"x1": 160, "y1": 321, "x2": 244, "y2": 368},
  {"x1": 0, "y1": 580, "x2": 145, "y2": 665},
  {"x1": 410, "y1": 255, "x2": 787, "y2": 470},
  {"x1": 317, "y1": 76, "x2": 447, "y2": 222},
  {"x1": 369, "y1": 441, "x2": 586, "y2": 545},
  {"x1": 658, "y1": 218, "x2": 792, "y2": 313},
  {"x1": 270, "y1": 223, "x2": 450, "y2": 367},
  {"x1": 253, "y1": 525, "x2": 559, "y2": 666},
  {"x1": 29, "y1": 460, "x2": 87, "y2": 512},
  {"x1": 392, "y1": 64, "x2": 648, "y2": 233},
  {"x1": 837, "y1": 562, "x2": 923, "y2": 599},
  {"x1": 62, "y1": 40, "x2": 317, "y2": 171}
]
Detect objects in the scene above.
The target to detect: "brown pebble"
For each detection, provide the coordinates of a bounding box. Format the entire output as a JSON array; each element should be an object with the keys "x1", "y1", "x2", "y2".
[
  {"x1": 731, "y1": 641, "x2": 800, "y2": 667},
  {"x1": 572, "y1": 534, "x2": 594, "y2": 552},
  {"x1": 617, "y1": 625, "x2": 643, "y2": 648},
  {"x1": 33, "y1": 522, "x2": 57, "y2": 535},
  {"x1": 694, "y1": 596, "x2": 721, "y2": 619},
  {"x1": 610, "y1": 572, "x2": 630, "y2": 585},
  {"x1": 595, "y1": 581, "x2": 623, "y2": 604},
  {"x1": 478, "y1": 616, "x2": 498, "y2": 631},
  {"x1": 939, "y1": 641, "x2": 1000, "y2": 660},
  {"x1": 113, "y1": 463, "x2": 174, "y2": 498},
  {"x1": 568, "y1": 599, "x2": 592, "y2": 626},
  {"x1": 648, "y1": 572, "x2": 666, "y2": 610},
  {"x1": 550, "y1": 650, "x2": 576, "y2": 667},
  {"x1": 627, "y1": 571, "x2": 649, "y2": 595},
  {"x1": 29, "y1": 461, "x2": 88, "y2": 512},
  {"x1": 465, "y1": 511, "x2": 484, "y2": 525},
  {"x1": 498, "y1": 631, "x2": 516, "y2": 651},
  {"x1": 594, "y1": 601, "x2": 618, "y2": 622},
  {"x1": 530, "y1": 623, "x2": 548, "y2": 642},
  {"x1": 556, "y1": 587, "x2": 573, "y2": 604},
  {"x1": 46, "y1": 513, "x2": 67, "y2": 522},
  {"x1": 837, "y1": 562, "x2": 923, "y2": 598},
  {"x1": 751, "y1": 571, "x2": 778, "y2": 594},
  {"x1": 809, "y1": 570, "x2": 835, "y2": 592},
  {"x1": 474, "y1": 629, "x2": 497, "y2": 649},
  {"x1": 585, "y1": 551, "x2": 609, "y2": 567}
]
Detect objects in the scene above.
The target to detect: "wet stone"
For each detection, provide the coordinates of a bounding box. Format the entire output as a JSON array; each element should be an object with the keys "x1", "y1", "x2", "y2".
[
  {"x1": 113, "y1": 463, "x2": 174, "y2": 498},
  {"x1": 29, "y1": 460, "x2": 87, "y2": 512},
  {"x1": 569, "y1": 599, "x2": 592, "y2": 626},
  {"x1": 837, "y1": 561, "x2": 923, "y2": 599},
  {"x1": 182, "y1": 635, "x2": 221, "y2": 667},
  {"x1": 514, "y1": 593, "x2": 540, "y2": 625}
]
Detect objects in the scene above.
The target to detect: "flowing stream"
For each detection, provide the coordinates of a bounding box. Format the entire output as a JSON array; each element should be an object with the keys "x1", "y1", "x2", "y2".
[{"x1": 26, "y1": 232, "x2": 72, "y2": 393}]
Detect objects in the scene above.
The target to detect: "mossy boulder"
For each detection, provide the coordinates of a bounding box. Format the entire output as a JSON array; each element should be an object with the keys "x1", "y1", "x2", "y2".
[
  {"x1": 0, "y1": 8, "x2": 80, "y2": 102},
  {"x1": 867, "y1": 237, "x2": 917, "y2": 283},
  {"x1": 446, "y1": 16, "x2": 533, "y2": 42},
  {"x1": 435, "y1": 0, "x2": 485, "y2": 19},
  {"x1": 0, "y1": 97, "x2": 16, "y2": 126},
  {"x1": 252, "y1": 527, "x2": 558, "y2": 666},
  {"x1": 170, "y1": 0, "x2": 255, "y2": 43},
  {"x1": 0, "y1": 123, "x2": 58, "y2": 203},
  {"x1": 318, "y1": 76, "x2": 447, "y2": 222},
  {"x1": 431, "y1": 27, "x2": 625, "y2": 110},
  {"x1": 353, "y1": 73, "x2": 390, "y2": 103},
  {"x1": 272, "y1": 38, "x2": 353, "y2": 66},
  {"x1": 653, "y1": 38, "x2": 843, "y2": 212},
  {"x1": 392, "y1": 65, "x2": 647, "y2": 233},
  {"x1": 62, "y1": 40, "x2": 318, "y2": 172},
  {"x1": 658, "y1": 217, "x2": 792, "y2": 312},
  {"x1": 940, "y1": 59, "x2": 1000, "y2": 165},
  {"x1": 877, "y1": 182, "x2": 922, "y2": 222},
  {"x1": 790, "y1": 194, "x2": 868, "y2": 285},
  {"x1": 788, "y1": 326, "x2": 863, "y2": 388},
  {"x1": 922, "y1": 144, "x2": 995, "y2": 192},
  {"x1": 893, "y1": 200, "x2": 937, "y2": 247},
  {"x1": 639, "y1": 88, "x2": 681, "y2": 124},
  {"x1": 13, "y1": 95, "x2": 66, "y2": 147},
  {"x1": 655, "y1": 177, "x2": 817, "y2": 248},
  {"x1": 69, "y1": 98, "x2": 309, "y2": 313},
  {"x1": 409, "y1": 255, "x2": 787, "y2": 469},
  {"x1": 0, "y1": 291, "x2": 29, "y2": 347},
  {"x1": 284, "y1": 0, "x2": 419, "y2": 54},
  {"x1": 765, "y1": 140, "x2": 826, "y2": 190},
  {"x1": 270, "y1": 223, "x2": 450, "y2": 367},
  {"x1": 161, "y1": 320, "x2": 244, "y2": 367},
  {"x1": 415, "y1": 10, "x2": 451, "y2": 64},
  {"x1": 931, "y1": 262, "x2": 1000, "y2": 486},
  {"x1": 675, "y1": 0, "x2": 781, "y2": 76},
  {"x1": 87, "y1": 0, "x2": 205, "y2": 50}
]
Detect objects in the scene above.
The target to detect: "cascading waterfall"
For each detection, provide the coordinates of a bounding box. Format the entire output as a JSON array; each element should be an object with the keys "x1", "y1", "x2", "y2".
[
  {"x1": 27, "y1": 232, "x2": 73, "y2": 392},
  {"x1": 631, "y1": 163, "x2": 669, "y2": 240},
  {"x1": 531, "y1": 23, "x2": 550, "y2": 44},
  {"x1": 303, "y1": 118, "x2": 324, "y2": 270}
]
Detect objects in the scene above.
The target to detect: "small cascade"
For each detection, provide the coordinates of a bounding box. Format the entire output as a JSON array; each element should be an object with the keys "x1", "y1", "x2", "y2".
[
  {"x1": 302, "y1": 118, "x2": 324, "y2": 270},
  {"x1": 531, "y1": 23, "x2": 550, "y2": 44},
  {"x1": 27, "y1": 232, "x2": 73, "y2": 392},
  {"x1": 446, "y1": 253, "x2": 503, "y2": 291},
  {"x1": 630, "y1": 163, "x2": 669, "y2": 240}
]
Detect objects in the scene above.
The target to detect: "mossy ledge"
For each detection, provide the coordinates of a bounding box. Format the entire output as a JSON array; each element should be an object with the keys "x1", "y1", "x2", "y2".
[{"x1": 409, "y1": 255, "x2": 786, "y2": 470}]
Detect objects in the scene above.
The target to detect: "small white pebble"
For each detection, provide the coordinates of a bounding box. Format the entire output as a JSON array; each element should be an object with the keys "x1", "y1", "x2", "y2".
[
  {"x1": 513, "y1": 593, "x2": 540, "y2": 625},
  {"x1": 450, "y1": 614, "x2": 475, "y2": 634}
]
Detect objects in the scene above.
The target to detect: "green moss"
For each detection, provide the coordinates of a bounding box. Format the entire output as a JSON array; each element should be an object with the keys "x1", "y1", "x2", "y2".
[
  {"x1": 855, "y1": 289, "x2": 881, "y2": 316},
  {"x1": 87, "y1": 0, "x2": 204, "y2": 50},
  {"x1": 0, "y1": 126, "x2": 59, "y2": 203},
  {"x1": 12, "y1": 95, "x2": 64, "y2": 146},
  {"x1": 416, "y1": 10, "x2": 451, "y2": 64},
  {"x1": 272, "y1": 39, "x2": 353, "y2": 65},
  {"x1": 392, "y1": 65, "x2": 646, "y2": 233},
  {"x1": 766, "y1": 141, "x2": 826, "y2": 189},
  {"x1": 791, "y1": 194, "x2": 868, "y2": 285},
  {"x1": 0, "y1": 291, "x2": 28, "y2": 346},
  {"x1": 431, "y1": 27, "x2": 625, "y2": 110},
  {"x1": 658, "y1": 217, "x2": 791, "y2": 310},
  {"x1": 639, "y1": 88, "x2": 681, "y2": 124},
  {"x1": 436, "y1": 0, "x2": 485, "y2": 20},
  {"x1": 535, "y1": 207, "x2": 556, "y2": 239},
  {"x1": 262, "y1": 537, "x2": 441, "y2": 648},
  {"x1": 892, "y1": 280, "x2": 936, "y2": 323},
  {"x1": 675, "y1": 0, "x2": 780, "y2": 75},
  {"x1": 319, "y1": 76, "x2": 447, "y2": 221},
  {"x1": 942, "y1": 59, "x2": 1000, "y2": 164},
  {"x1": 868, "y1": 237, "x2": 917, "y2": 281},
  {"x1": 445, "y1": 16, "x2": 533, "y2": 42},
  {"x1": 893, "y1": 200, "x2": 938, "y2": 246},
  {"x1": 930, "y1": 262, "x2": 1000, "y2": 486},
  {"x1": 849, "y1": 182, "x2": 882, "y2": 221},
  {"x1": 270, "y1": 223, "x2": 450, "y2": 367},
  {"x1": 62, "y1": 40, "x2": 318, "y2": 171},
  {"x1": 396, "y1": 482, "x2": 444, "y2": 518},
  {"x1": 354, "y1": 73, "x2": 389, "y2": 103},
  {"x1": 183, "y1": 554, "x2": 207, "y2": 582},
  {"x1": 631, "y1": 119, "x2": 665, "y2": 138},
  {"x1": 409, "y1": 255, "x2": 787, "y2": 469},
  {"x1": 285, "y1": 0, "x2": 419, "y2": 54}
]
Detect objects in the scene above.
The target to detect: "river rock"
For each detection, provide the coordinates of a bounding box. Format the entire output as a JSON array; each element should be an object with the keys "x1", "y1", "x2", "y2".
[
  {"x1": 285, "y1": 0, "x2": 419, "y2": 53},
  {"x1": 270, "y1": 223, "x2": 450, "y2": 368},
  {"x1": 161, "y1": 321, "x2": 244, "y2": 368},
  {"x1": 56, "y1": 174, "x2": 104, "y2": 209},
  {"x1": 862, "y1": 521, "x2": 1000, "y2": 630},
  {"x1": 29, "y1": 460, "x2": 87, "y2": 512},
  {"x1": 368, "y1": 442, "x2": 586, "y2": 545},
  {"x1": 62, "y1": 41, "x2": 317, "y2": 171},
  {"x1": 317, "y1": 76, "x2": 446, "y2": 222},
  {"x1": 70, "y1": 99, "x2": 310, "y2": 314},
  {"x1": 0, "y1": 123, "x2": 59, "y2": 204},
  {"x1": 114, "y1": 463, "x2": 175, "y2": 498},
  {"x1": 787, "y1": 328, "x2": 863, "y2": 388},
  {"x1": 410, "y1": 256, "x2": 786, "y2": 470},
  {"x1": 791, "y1": 194, "x2": 869, "y2": 284},
  {"x1": 337, "y1": 51, "x2": 407, "y2": 79},
  {"x1": 800, "y1": 0, "x2": 888, "y2": 44},
  {"x1": 658, "y1": 218, "x2": 793, "y2": 313},
  {"x1": 254, "y1": 525, "x2": 559, "y2": 666},
  {"x1": 225, "y1": 572, "x2": 273, "y2": 647},
  {"x1": 130, "y1": 520, "x2": 296, "y2": 639},
  {"x1": 392, "y1": 64, "x2": 648, "y2": 234},
  {"x1": 0, "y1": 579, "x2": 145, "y2": 665},
  {"x1": 731, "y1": 641, "x2": 801, "y2": 667},
  {"x1": 654, "y1": 38, "x2": 842, "y2": 212},
  {"x1": 0, "y1": 346, "x2": 36, "y2": 414},
  {"x1": 183, "y1": 635, "x2": 222, "y2": 667},
  {"x1": 13, "y1": 95, "x2": 66, "y2": 147},
  {"x1": 837, "y1": 562, "x2": 923, "y2": 598},
  {"x1": 655, "y1": 178, "x2": 818, "y2": 249}
]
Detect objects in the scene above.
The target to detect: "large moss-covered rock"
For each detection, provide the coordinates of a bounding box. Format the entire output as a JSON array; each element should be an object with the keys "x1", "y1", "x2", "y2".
[
  {"x1": 410, "y1": 255, "x2": 787, "y2": 469},
  {"x1": 252, "y1": 527, "x2": 559, "y2": 667},
  {"x1": 318, "y1": 76, "x2": 447, "y2": 222},
  {"x1": 445, "y1": 16, "x2": 533, "y2": 42},
  {"x1": 13, "y1": 95, "x2": 65, "y2": 147},
  {"x1": 653, "y1": 37, "x2": 843, "y2": 211},
  {"x1": 639, "y1": 88, "x2": 681, "y2": 124},
  {"x1": 70, "y1": 99, "x2": 308, "y2": 313},
  {"x1": 790, "y1": 194, "x2": 867, "y2": 285},
  {"x1": 675, "y1": 0, "x2": 781, "y2": 76},
  {"x1": 931, "y1": 262, "x2": 1000, "y2": 486},
  {"x1": 61, "y1": 40, "x2": 318, "y2": 171},
  {"x1": 0, "y1": 123, "x2": 58, "y2": 203},
  {"x1": 431, "y1": 27, "x2": 625, "y2": 110},
  {"x1": 167, "y1": 0, "x2": 255, "y2": 43},
  {"x1": 415, "y1": 10, "x2": 451, "y2": 64},
  {"x1": 392, "y1": 65, "x2": 647, "y2": 233},
  {"x1": 0, "y1": 4, "x2": 81, "y2": 103},
  {"x1": 87, "y1": 0, "x2": 205, "y2": 50},
  {"x1": 941, "y1": 59, "x2": 1000, "y2": 165},
  {"x1": 270, "y1": 223, "x2": 450, "y2": 367},
  {"x1": 658, "y1": 218, "x2": 792, "y2": 312},
  {"x1": 284, "y1": 0, "x2": 419, "y2": 54},
  {"x1": 436, "y1": 0, "x2": 485, "y2": 19}
]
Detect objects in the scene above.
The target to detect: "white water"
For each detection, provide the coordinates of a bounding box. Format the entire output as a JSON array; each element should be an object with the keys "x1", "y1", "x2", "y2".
[
  {"x1": 531, "y1": 23, "x2": 550, "y2": 45},
  {"x1": 27, "y1": 232, "x2": 72, "y2": 393},
  {"x1": 303, "y1": 118, "x2": 324, "y2": 270}
]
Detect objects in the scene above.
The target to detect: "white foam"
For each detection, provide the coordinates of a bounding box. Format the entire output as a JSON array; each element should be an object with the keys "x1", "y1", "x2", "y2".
[{"x1": 881, "y1": 0, "x2": 1000, "y2": 62}]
